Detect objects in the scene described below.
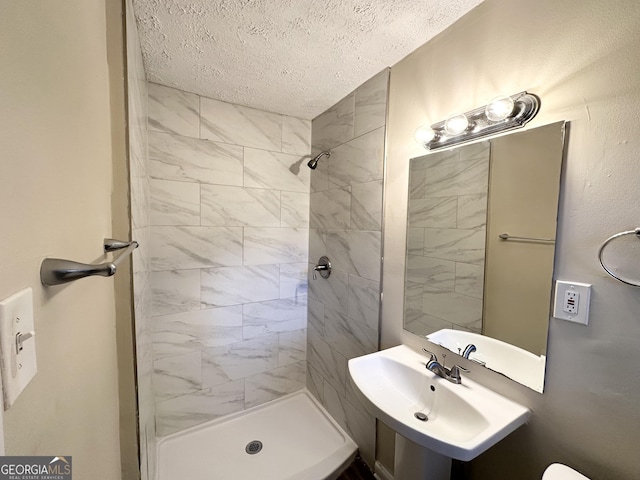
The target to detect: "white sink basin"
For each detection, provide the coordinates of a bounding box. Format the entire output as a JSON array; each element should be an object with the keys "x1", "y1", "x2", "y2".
[{"x1": 348, "y1": 345, "x2": 530, "y2": 461}]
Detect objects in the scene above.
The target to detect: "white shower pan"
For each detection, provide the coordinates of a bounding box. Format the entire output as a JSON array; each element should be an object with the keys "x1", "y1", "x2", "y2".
[{"x1": 157, "y1": 389, "x2": 357, "y2": 480}]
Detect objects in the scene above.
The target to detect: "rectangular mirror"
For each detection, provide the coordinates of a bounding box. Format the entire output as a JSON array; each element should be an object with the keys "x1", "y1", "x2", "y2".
[{"x1": 403, "y1": 121, "x2": 566, "y2": 391}]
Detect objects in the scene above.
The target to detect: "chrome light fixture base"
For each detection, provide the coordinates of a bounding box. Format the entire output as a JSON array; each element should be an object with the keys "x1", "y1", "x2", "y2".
[{"x1": 422, "y1": 92, "x2": 540, "y2": 151}]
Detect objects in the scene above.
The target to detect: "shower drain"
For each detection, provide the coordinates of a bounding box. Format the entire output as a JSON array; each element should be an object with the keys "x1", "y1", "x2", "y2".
[{"x1": 245, "y1": 440, "x2": 263, "y2": 455}]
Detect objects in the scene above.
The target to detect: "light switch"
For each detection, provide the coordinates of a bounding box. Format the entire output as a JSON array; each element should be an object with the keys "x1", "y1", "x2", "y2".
[{"x1": 0, "y1": 288, "x2": 37, "y2": 409}]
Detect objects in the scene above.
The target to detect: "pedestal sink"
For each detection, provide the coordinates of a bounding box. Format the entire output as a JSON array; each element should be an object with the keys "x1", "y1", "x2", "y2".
[{"x1": 348, "y1": 345, "x2": 530, "y2": 479}]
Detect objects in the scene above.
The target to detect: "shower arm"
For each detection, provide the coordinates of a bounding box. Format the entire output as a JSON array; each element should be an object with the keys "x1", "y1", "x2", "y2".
[{"x1": 307, "y1": 151, "x2": 331, "y2": 169}]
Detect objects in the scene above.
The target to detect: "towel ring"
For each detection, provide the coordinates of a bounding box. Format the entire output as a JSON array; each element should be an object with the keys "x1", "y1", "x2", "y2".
[{"x1": 597, "y1": 228, "x2": 640, "y2": 287}]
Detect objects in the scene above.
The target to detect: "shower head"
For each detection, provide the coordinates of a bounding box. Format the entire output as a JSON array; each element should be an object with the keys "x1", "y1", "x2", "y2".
[{"x1": 307, "y1": 151, "x2": 331, "y2": 170}]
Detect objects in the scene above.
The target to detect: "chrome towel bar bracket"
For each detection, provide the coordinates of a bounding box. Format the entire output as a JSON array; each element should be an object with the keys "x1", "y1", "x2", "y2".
[{"x1": 40, "y1": 238, "x2": 139, "y2": 286}]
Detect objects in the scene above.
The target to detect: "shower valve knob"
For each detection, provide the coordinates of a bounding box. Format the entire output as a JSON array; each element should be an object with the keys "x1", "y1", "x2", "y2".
[{"x1": 312, "y1": 256, "x2": 332, "y2": 280}]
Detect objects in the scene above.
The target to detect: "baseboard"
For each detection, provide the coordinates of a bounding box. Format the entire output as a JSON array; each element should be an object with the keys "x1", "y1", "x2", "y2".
[{"x1": 373, "y1": 460, "x2": 394, "y2": 480}]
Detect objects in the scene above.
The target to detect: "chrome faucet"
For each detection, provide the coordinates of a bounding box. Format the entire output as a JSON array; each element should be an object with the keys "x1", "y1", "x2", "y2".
[
  {"x1": 426, "y1": 359, "x2": 448, "y2": 378},
  {"x1": 447, "y1": 365, "x2": 468, "y2": 384},
  {"x1": 462, "y1": 343, "x2": 477, "y2": 359},
  {"x1": 423, "y1": 348, "x2": 469, "y2": 384}
]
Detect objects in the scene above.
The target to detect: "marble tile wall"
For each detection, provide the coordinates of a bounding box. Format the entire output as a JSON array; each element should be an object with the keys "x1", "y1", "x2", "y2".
[
  {"x1": 307, "y1": 69, "x2": 389, "y2": 468},
  {"x1": 404, "y1": 142, "x2": 490, "y2": 337},
  {"x1": 125, "y1": 2, "x2": 155, "y2": 479},
  {"x1": 147, "y1": 82, "x2": 311, "y2": 436}
]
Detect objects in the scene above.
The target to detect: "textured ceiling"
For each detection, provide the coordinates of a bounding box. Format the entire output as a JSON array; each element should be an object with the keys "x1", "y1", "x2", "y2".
[{"x1": 132, "y1": 0, "x2": 484, "y2": 119}]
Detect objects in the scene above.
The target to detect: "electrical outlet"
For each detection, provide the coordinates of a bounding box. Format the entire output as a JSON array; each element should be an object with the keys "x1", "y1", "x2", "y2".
[
  {"x1": 554, "y1": 281, "x2": 591, "y2": 325},
  {"x1": 563, "y1": 290, "x2": 579, "y2": 314}
]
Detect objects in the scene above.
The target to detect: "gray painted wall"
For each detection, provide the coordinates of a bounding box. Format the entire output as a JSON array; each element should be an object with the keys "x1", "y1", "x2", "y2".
[
  {"x1": 382, "y1": 0, "x2": 640, "y2": 478},
  {"x1": 0, "y1": 1, "x2": 123, "y2": 477}
]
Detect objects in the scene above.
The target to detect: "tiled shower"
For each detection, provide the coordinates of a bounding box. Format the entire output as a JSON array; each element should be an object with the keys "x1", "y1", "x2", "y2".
[
  {"x1": 307, "y1": 69, "x2": 389, "y2": 466},
  {"x1": 146, "y1": 82, "x2": 311, "y2": 437},
  {"x1": 127, "y1": 5, "x2": 390, "y2": 474},
  {"x1": 126, "y1": 1, "x2": 154, "y2": 478}
]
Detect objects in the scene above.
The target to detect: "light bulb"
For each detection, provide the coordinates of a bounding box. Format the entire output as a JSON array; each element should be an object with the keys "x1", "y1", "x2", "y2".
[
  {"x1": 485, "y1": 95, "x2": 515, "y2": 121},
  {"x1": 444, "y1": 113, "x2": 469, "y2": 136},
  {"x1": 414, "y1": 125, "x2": 436, "y2": 145}
]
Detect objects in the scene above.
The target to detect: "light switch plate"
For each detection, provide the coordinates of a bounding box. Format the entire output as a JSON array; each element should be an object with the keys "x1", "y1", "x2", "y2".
[
  {"x1": 0, "y1": 288, "x2": 37, "y2": 409},
  {"x1": 553, "y1": 281, "x2": 591, "y2": 325}
]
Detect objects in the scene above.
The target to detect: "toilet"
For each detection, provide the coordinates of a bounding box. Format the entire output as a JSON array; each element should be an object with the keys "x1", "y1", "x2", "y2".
[{"x1": 543, "y1": 463, "x2": 590, "y2": 480}]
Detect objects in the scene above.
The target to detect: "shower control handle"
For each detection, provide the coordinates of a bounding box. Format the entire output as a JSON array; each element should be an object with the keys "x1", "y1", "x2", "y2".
[{"x1": 313, "y1": 256, "x2": 332, "y2": 280}]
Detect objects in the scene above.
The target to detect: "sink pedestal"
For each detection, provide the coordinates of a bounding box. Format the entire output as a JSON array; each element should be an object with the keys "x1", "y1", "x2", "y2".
[{"x1": 395, "y1": 434, "x2": 451, "y2": 480}]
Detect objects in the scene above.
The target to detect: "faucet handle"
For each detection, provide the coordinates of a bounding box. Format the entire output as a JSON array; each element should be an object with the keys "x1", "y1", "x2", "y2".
[
  {"x1": 450, "y1": 364, "x2": 469, "y2": 373},
  {"x1": 422, "y1": 348, "x2": 438, "y2": 363},
  {"x1": 448, "y1": 364, "x2": 470, "y2": 384},
  {"x1": 312, "y1": 256, "x2": 332, "y2": 280}
]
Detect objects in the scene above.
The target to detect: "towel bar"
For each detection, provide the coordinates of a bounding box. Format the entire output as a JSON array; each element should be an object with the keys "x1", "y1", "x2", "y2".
[
  {"x1": 498, "y1": 233, "x2": 555, "y2": 243},
  {"x1": 40, "y1": 238, "x2": 139, "y2": 286},
  {"x1": 598, "y1": 228, "x2": 640, "y2": 287}
]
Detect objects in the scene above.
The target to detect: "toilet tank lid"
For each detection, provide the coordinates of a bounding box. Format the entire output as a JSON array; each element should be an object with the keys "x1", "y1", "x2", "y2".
[{"x1": 543, "y1": 464, "x2": 590, "y2": 480}]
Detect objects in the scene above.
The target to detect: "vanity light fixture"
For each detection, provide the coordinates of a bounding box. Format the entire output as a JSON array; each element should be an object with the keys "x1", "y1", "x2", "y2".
[
  {"x1": 414, "y1": 125, "x2": 436, "y2": 145},
  {"x1": 444, "y1": 113, "x2": 469, "y2": 135},
  {"x1": 416, "y1": 91, "x2": 540, "y2": 151},
  {"x1": 485, "y1": 95, "x2": 516, "y2": 121}
]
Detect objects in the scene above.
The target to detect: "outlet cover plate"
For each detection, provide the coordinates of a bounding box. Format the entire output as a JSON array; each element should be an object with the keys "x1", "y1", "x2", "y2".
[
  {"x1": 553, "y1": 281, "x2": 591, "y2": 325},
  {"x1": 0, "y1": 288, "x2": 37, "y2": 409}
]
